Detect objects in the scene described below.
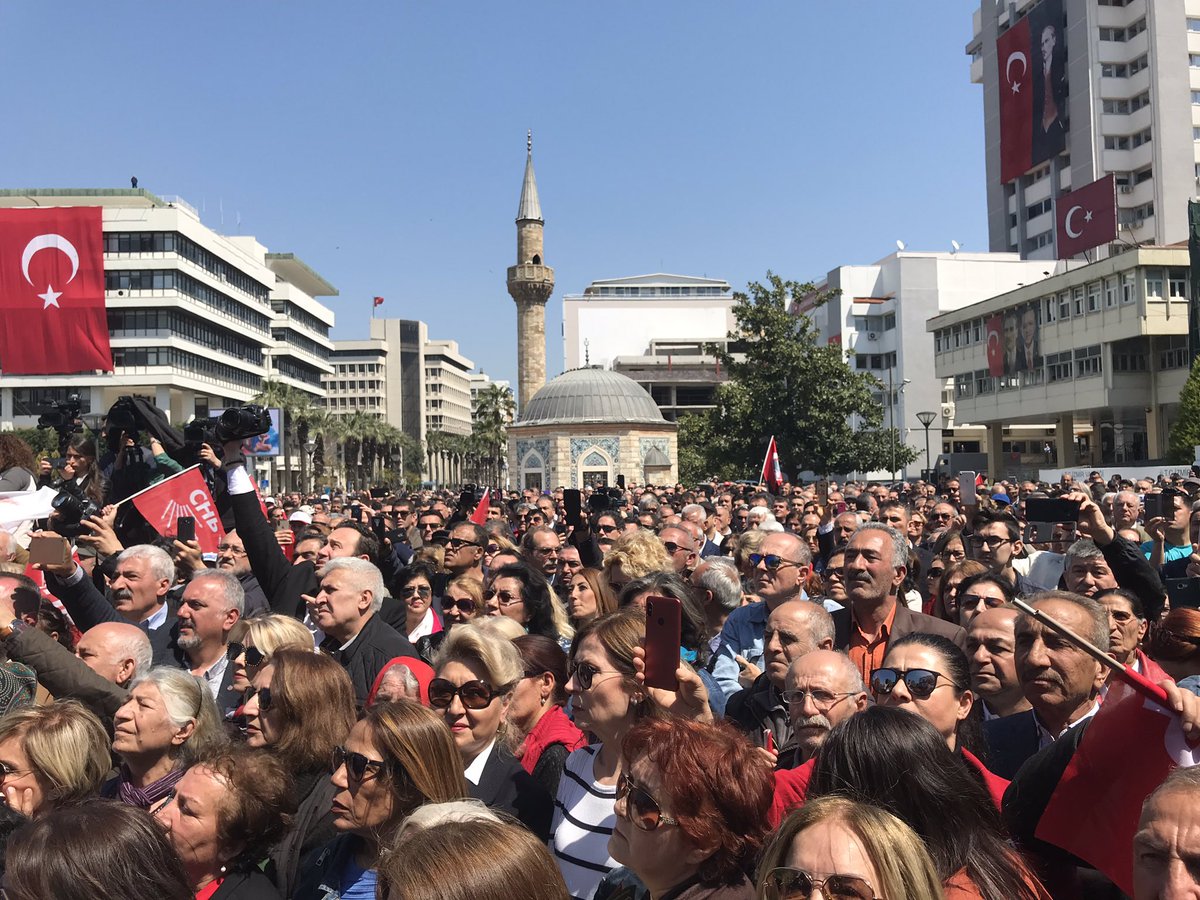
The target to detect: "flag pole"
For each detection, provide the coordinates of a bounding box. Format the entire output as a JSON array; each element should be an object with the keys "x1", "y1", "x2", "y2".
[
  {"x1": 113, "y1": 464, "x2": 203, "y2": 508},
  {"x1": 1011, "y1": 597, "x2": 1168, "y2": 704},
  {"x1": 757, "y1": 437, "x2": 773, "y2": 491}
]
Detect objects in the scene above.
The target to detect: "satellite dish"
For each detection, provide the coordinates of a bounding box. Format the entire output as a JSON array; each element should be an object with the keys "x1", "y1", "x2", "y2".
[
  {"x1": 896, "y1": 240, "x2": 906, "y2": 251},
  {"x1": 951, "y1": 240, "x2": 961, "y2": 253}
]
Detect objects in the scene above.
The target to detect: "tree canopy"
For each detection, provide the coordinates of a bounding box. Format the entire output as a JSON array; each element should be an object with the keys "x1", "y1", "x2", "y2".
[{"x1": 1168, "y1": 356, "x2": 1200, "y2": 465}]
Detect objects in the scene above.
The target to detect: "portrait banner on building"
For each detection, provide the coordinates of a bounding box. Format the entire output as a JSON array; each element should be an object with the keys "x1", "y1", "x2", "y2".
[
  {"x1": 1055, "y1": 174, "x2": 1117, "y2": 258},
  {"x1": 0, "y1": 206, "x2": 112, "y2": 374},
  {"x1": 997, "y1": 0, "x2": 1067, "y2": 183}
]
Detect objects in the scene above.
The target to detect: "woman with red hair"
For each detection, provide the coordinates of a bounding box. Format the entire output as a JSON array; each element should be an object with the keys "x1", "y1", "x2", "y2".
[{"x1": 595, "y1": 718, "x2": 773, "y2": 900}]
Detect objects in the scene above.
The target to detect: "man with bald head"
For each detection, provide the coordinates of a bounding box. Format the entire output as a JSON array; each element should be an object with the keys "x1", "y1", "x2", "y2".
[
  {"x1": 657, "y1": 524, "x2": 697, "y2": 576},
  {"x1": 783, "y1": 649, "x2": 869, "y2": 765},
  {"x1": 725, "y1": 599, "x2": 836, "y2": 751},
  {"x1": 76, "y1": 621, "x2": 153, "y2": 687}
]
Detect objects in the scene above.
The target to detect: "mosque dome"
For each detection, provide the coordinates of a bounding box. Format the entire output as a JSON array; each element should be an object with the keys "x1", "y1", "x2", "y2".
[{"x1": 518, "y1": 368, "x2": 666, "y2": 427}]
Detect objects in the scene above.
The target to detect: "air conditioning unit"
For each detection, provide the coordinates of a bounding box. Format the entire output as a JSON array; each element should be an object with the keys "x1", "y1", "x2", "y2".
[
  {"x1": 866, "y1": 332, "x2": 878, "y2": 341},
  {"x1": 940, "y1": 402, "x2": 955, "y2": 420},
  {"x1": 1119, "y1": 185, "x2": 1133, "y2": 194}
]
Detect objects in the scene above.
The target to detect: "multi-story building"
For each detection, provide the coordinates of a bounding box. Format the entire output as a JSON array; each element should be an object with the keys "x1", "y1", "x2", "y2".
[
  {"x1": 928, "y1": 245, "x2": 1189, "y2": 477},
  {"x1": 0, "y1": 188, "x2": 335, "y2": 426},
  {"x1": 967, "y1": 0, "x2": 1197, "y2": 259},
  {"x1": 793, "y1": 250, "x2": 1061, "y2": 478},
  {"x1": 424, "y1": 339, "x2": 474, "y2": 438}
]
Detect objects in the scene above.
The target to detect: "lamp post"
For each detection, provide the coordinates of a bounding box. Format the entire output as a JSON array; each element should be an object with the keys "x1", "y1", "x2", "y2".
[
  {"x1": 887, "y1": 370, "x2": 911, "y2": 481},
  {"x1": 303, "y1": 439, "x2": 316, "y2": 495},
  {"x1": 392, "y1": 448, "x2": 403, "y2": 490},
  {"x1": 916, "y1": 411, "x2": 937, "y2": 482}
]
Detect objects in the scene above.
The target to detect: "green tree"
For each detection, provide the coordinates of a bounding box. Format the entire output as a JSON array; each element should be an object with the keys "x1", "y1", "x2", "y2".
[
  {"x1": 698, "y1": 272, "x2": 918, "y2": 479},
  {"x1": 1169, "y1": 356, "x2": 1200, "y2": 464},
  {"x1": 471, "y1": 383, "x2": 515, "y2": 486},
  {"x1": 254, "y1": 380, "x2": 322, "y2": 492}
]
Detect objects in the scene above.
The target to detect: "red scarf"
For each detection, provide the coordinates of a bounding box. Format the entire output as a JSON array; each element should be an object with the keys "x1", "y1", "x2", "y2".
[{"x1": 518, "y1": 705, "x2": 587, "y2": 774}]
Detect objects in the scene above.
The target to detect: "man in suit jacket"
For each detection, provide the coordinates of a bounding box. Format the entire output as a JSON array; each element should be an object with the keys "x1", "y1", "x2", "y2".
[{"x1": 841, "y1": 523, "x2": 965, "y2": 685}]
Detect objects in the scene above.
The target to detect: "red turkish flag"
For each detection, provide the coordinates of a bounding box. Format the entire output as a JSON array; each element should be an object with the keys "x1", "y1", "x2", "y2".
[
  {"x1": 998, "y1": 17, "x2": 1033, "y2": 184},
  {"x1": 760, "y1": 436, "x2": 783, "y2": 494},
  {"x1": 469, "y1": 487, "x2": 491, "y2": 525},
  {"x1": 0, "y1": 207, "x2": 112, "y2": 374},
  {"x1": 986, "y1": 315, "x2": 1004, "y2": 377},
  {"x1": 1055, "y1": 174, "x2": 1117, "y2": 258},
  {"x1": 129, "y1": 466, "x2": 225, "y2": 554},
  {"x1": 1036, "y1": 654, "x2": 1199, "y2": 895}
]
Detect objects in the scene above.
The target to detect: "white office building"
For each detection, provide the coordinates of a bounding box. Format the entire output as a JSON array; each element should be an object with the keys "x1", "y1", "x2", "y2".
[{"x1": 967, "y1": 0, "x2": 1199, "y2": 258}]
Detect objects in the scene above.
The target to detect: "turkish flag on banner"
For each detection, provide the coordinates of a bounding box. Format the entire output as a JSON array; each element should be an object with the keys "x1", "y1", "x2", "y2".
[
  {"x1": 0, "y1": 207, "x2": 112, "y2": 374},
  {"x1": 1055, "y1": 174, "x2": 1117, "y2": 258},
  {"x1": 469, "y1": 488, "x2": 491, "y2": 525},
  {"x1": 998, "y1": 17, "x2": 1033, "y2": 184},
  {"x1": 985, "y1": 315, "x2": 1004, "y2": 377},
  {"x1": 761, "y1": 436, "x2": 783, "y2": 495},
  {"x1": 129, "y1": 466, "x2": 225, "y2": 554},
  {"x1": 1036, "y1": 654, "x2": 1200, "y2": 895}
]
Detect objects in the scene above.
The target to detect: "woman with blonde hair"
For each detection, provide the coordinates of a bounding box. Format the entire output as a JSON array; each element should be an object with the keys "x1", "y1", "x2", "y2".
[
  {"x1": 757, "y1": 796, "x2": 944, "y2": 900},
  {"x1": 568, "y1": 567, "x2": 618, "y2": 628},
  {"x1": 0, "y1": 700, "x2": 111, "y2": 817},
  {"x1": 226, "y1": 611, "x2": 314, "y2": 694},
  {"x1": 431, "y1": 623, "x2": 554, "y2": 838},
  {"x1": 440, "y1": 574, "x2": 487, "y2": 629},
  {"x1": 602, "y1": 530, "x2": 672, "y2": 593}
]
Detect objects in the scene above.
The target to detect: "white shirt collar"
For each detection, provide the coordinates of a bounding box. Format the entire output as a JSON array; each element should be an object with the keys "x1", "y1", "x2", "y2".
[
  {"x1": 143, "y1": 602, "x2": 168, "y2": 631},
  {"x1": 1035, "y1": 700, "x2": 1100, "y2": 748},
  {"x1": 463, "y1": 739, "x2": 496, "y2": 786}
]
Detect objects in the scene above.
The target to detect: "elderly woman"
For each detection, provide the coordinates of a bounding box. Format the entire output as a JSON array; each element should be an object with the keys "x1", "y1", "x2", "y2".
[
  {"x1": 367, "y1": 655, "x2": 435, "y2": 706},
  {"x1": 431, "y1": 623, "x2": 554, "y2": 838},
  {"x1": 509, "y1": 634, "x2": 586, "y2": 797},
  {"x1": 440, "y1": 574, "x2": 487, "y2": 629},
  {"x1": 226, "y1": 612, "x2": 314, "y2": 695},
  {"x1": 596, "y1": 718, "x2": 773, "y2": 900},
  {"x1": 241, "y1": 649, "x2": 357, "y2": 898},
  {"x1": 396, "y1": 561, "x2": 443, "y2": 655},
  {"x1": 293, "y1": 699, "x2": 468, "y2": 900},
  {"x1": 0, "y1": 700, "x2": 111, "y2": 818},
  {"x1": 105, "y1": 667, "x2": 227, "y2": 811},
  {"x1": 155, "y1": 745, "x2": 296, "y2": 899}
]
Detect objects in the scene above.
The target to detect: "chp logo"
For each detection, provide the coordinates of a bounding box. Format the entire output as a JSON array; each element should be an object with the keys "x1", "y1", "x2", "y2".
[{"x1": 159, "y1": 490, "x2": 221, "y2": 539}]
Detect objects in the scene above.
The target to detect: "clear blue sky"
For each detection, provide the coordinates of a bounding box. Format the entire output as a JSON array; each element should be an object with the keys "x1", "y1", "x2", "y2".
[{"x1": 0, "y1": 2, "x2": 987, "y2": 389}]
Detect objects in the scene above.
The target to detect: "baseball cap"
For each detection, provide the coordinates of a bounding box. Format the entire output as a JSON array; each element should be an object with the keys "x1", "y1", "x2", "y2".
[{"x1": 289, "y1": 510, "x2": 313, "y2": 525}]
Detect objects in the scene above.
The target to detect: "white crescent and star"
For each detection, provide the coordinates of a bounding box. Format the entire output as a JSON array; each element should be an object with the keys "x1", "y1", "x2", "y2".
[
  {"x1": 1063, "y1": 205, "x2": 1093, "y2": 240},
  {"x1": 1006, "y1": 51, "x2": 1027, "y2": 93},
  {"x1": 20, "y1": 233, "x2": 80, "y2": 309}
]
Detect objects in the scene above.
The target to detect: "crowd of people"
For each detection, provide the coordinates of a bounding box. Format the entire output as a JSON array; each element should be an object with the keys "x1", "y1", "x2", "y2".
[{"x1": 0, "y1": 425, "x2": 1199, "y2": 898}]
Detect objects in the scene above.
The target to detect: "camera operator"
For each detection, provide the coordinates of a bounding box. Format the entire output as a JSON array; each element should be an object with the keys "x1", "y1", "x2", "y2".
[
  {"x1": 38, "y1": 437, "x2": 104, "y2": 506},
  {"x1": 100, "y1": 429, "x2": 160, "y2": 504}
]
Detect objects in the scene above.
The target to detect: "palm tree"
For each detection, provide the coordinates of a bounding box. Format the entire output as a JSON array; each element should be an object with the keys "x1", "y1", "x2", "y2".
[
  {"x1": 306, "y1": 410, "x2": 344, "y2": 493},
  {"x1": 254, "y1": 379, "x2": 321, "y2": 492},
  {"x1": 472, "y1": 383, "x2": 515, "y2": 487},
  {"x1": 341, "y1": 412, "x2": 383, "y2": 490}
]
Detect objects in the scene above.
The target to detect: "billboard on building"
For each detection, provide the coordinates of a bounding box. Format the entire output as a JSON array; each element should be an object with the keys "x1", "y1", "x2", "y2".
[
  {"x1": 998, "y1": 0, "x2": 1067, "y2": 183},
  {"x1": 211, "y1": 407, "x2": 282, "y2": 457},
  {"x1": 1055, "y1": 174, "x2": 1117, "y2": 258}
]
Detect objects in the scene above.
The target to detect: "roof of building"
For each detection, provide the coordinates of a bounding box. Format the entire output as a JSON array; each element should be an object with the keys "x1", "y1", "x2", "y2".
[
  {"x1": 517, "y1": 368, "x2": 666, "y2": 427},
  {"x1": 517, "y1": 131, "x2": 543, "y2": 222}
]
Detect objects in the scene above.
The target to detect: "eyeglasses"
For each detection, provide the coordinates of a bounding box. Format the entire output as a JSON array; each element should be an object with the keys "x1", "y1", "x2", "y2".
[
  {"x1": 419, "y1": 521, "x2": 441, "y2": 531},
  {"x1": 968, "y1": 534, "x2": 1012, "y2": 549},
  {"x1": 749, "y1": 553, "x2": 801, "y2": 571},
  {"x1": 332, "y1": 745, "x2": 389, "y2": 782},
  {"x1": 242, "y1": 685, "x2": 273, "y2": 711},
  {"x1": 428, "y1": 678, "x2": 504, "y2": 710},
  {"x1": 441, "y1": 596, "x2": 476, "y2": 614},
  {"x1": 568, "y1": 660, "x2": 627, "y2": 691},
  {"x1": 870, "y1": 667, "x2": 956, "y2": 700},
  {"x1": 761, "y1": 867, "x2": 879, "y2": 900},
  {"x1": 780, "y1": 688, "x2": 857, "y2": 710},
  {"x1": 596, "y1": 524, "x2": 620, "y2": 535},
  {"x1": 446, "y1": 538, "x2": 481, "y2": 550},
  {"x1": 930, "y1": 511, "x2": 954, "y2": 520},
  {"x1": 216, "y1": 544, "x2": 248, "y2": 556},
  {"x1": 401, "y1": 585, "x2": 432, "y2": 598},
  {"x1": 661, "y1": 541, "x2": 691, "y2": 556},
  {"x1": 226, "y1": 642, "x2": 265, "y2": 667},
  {"x1": 532, "y1": 545, "x2": 560, "y2": 556},
  {"x1": 616, "y1": 772, "x2": 678, "y2": 831},
  {"x1": 958, "y1": 592, "x2": 1006, "y2": 611},
  {"x1": 483, "y1": 589, "x2": 523, "y2": 608},
  {"x1": 484, "y1": 544, "x2": 501, "y2": 555},
  {"x1": 0, "y1": 761, "x2": 30, "y2": 779}
]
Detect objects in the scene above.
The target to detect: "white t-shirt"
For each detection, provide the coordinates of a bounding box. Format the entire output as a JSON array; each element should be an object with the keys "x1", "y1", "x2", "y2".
[{"x1": 551, "y1": 744, "x2": 618, "y2": 900}]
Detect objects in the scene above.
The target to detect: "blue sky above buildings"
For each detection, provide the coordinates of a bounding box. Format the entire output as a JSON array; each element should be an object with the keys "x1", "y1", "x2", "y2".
[{"x1": 0, "y1": 2, "x2": 987, "y2": 387}]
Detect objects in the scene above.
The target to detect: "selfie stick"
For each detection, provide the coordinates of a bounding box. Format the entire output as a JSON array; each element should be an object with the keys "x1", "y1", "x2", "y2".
[{"x1": 1011, "y1": 596, "x2": 1169, "y2": 705}]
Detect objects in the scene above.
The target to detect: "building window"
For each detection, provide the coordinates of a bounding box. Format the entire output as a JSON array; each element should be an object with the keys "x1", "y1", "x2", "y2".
[
  {"x1": 1190, "y1": 18, "x2": 1200, "y2": 30},
  {"x1": 1075, "y1": 345, "x2": 1102, "y2": 378},
  {"x1": 935, "y1": 331, "x2": 943, "y2": 353},
  {"x1": 1122, "y1": 273, "x2": 1136, "y2": 304},
  {"x1": 1146, "y1": 272, "x2": 1164, "y2": 299},
  {"x1": 971, "y1": 319, "x2": 982, "y2": 343},
  {"x1": 1087, "y1": 283, "x2": 1100, "y2": 312},
  {"x1": 1047, "y1": 351, "x2": 1074, "y2": 383},
  {"x1": 1073, "y1": 287, "x2": 1085, "y2": 317},
  {"x1": 955, "y1": 373, "x2": 973, "y2": 399},
  {"x1": 975, "y1": 370, "x2": 995, "y2": 396},
  {"x1": 1169, "y1": 272, "x2": 1188, "y2": 299},
  {"x1": 1160, "y1": 336, "x2": 1189, "y2": 370},
  {"x1": 883, "y1": 312, "x2": 896, "y2": 331},
  {"x1": 1105, "y1": 278, "x2": 1118, "y2": 308},
  {"x1": 1059, "y1": 292, "x2": 1071, "y2": 320},
  {"x1": 1044, "y1": 296, "x2": 1057, "y2": 323}
]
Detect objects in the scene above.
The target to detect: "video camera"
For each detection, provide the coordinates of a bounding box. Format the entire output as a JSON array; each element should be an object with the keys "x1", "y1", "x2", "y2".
[
  {"x1": 183, "y1": 405, "x2": 271, "y2": 452},
  {"x1": 105, "y1": 396, "x2": 145, "y2": 451},
  {"x1": 36, "y1": 394, "x2": 83, "y2": 454},
  {"x1": 51, "y1": 480, "x2": 99, "y2": 539}
]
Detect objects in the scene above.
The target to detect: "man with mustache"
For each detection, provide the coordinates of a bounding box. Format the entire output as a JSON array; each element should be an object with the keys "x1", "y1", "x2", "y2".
[{"x1": 781, "y1": 649, "x2": 868, "y2": 766}]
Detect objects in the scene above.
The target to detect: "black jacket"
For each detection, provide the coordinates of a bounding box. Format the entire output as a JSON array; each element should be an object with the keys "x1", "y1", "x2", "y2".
[
  {"x1": 725, "y1": 672, "x2": 791, "y2": 752},
  {"x1": 267, "y1": 769, "x2": 338, "y2": 899},
  {"x1": 292, "y1": 834, "x2": 362, "y2": 900},
  {"x1": 470, "y1": 742, "x2": 553, "y2": 841},
  {"x1": 210, "y1": 869, "x2": 283, "y2": 900},
  {"x1": 319, "y1": 613, "x2": 417, "y2": 706},
  {"x1": 982, "y1": 709, "x2": 1040, "y2": 781},
  {"x1": 1100, "y1": 534, "x2": 1166, "y2": 621}
]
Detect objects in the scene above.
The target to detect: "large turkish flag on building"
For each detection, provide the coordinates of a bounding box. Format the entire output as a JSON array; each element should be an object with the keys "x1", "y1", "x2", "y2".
[
  {"x1": 1055, "y1": 174, "x2": 1117, "y2": 258},
  {"x1": 0, "y1": 207, "x2": 112, "y2": 374},
  {"x1": 985, "y1": 315, "x2": 1004, "y2": 377},
  {"x1": 998, "y1": 17, "x2": 1033, "y2": 184}
]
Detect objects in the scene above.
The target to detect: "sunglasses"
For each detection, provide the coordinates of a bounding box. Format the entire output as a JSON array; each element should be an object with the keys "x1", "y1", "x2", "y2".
[
  {"x1": 227, "y1": 642, "x2": 266, "y2": 667},
  {"x1": 401, "y1": 585, "x2": 432, "y2": 598},
  {"x1": 484, "y1": 544, "x2": 501, "y2": 554},
  {"x1": 661, "y1": 541, "x2": 691, "y2": 556},
  {"x1": 484, "y1": 589, "x2": 523, "y2": 607},
  {"x1": 441, "y1": 597, "x2": 476, "y2": 614},
  {"x1": 958, "y1": 592, "x2": 1005, "y2": 611},
  {"x1": 242, "y1": 685, "x2": 273, "y2": 711},
  {"x1": 749, "y1": 553, "x2": 800, "y2": 571},
  {"x1": 568, "y1": 660, "x2": 627, "y2": 691},
  {"x1": 595, "y1": 524, "x2": 620, "y2": 535},
  {"x1": 926, "y1": 567, "x2": 946, "y2": 579},
  {"x1": 761, "y1": 867, "x2": 879, "y2": 900},
  {"x1": 870, "y1": 667, "x2": 955, "y2": 701},
  {"x1": 616, "y1": 772, "x2": 678, "y2": 831},
  {"x1": 446, "y1": 538, "x2": 481, "y2": 550},
  {"x1": 428, "y1": 678, "x2": 504, "y2": 710},
  {"x1": 332, "y1": 744, "x2": 389, "y2": 782}
]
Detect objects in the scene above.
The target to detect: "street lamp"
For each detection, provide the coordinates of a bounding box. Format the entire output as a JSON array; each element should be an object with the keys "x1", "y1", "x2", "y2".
[
  {"x1": 887, "y1": 371, "x2": 911, "y2": 480},
  {"x1": 916, "y1": 410, "x2": 938, "y2": 481},
  {"x1": 391, "y1": 448, "x2": 403, "y2": 490},
  {"x1": 303, "y1": 439, "x2": 316, "y2": 495}
]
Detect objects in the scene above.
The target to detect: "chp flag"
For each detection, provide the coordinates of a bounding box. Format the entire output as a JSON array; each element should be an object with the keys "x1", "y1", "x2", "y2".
[
  {"x1": 128, "y1": 465, "x2": 225, "y2": 554},
  {"x1": 0, "y1": 207, "x2": 112, "y2": 374},
  {"x1": 1055, "y1": 174, "x2": 1117, "y2": 258}
]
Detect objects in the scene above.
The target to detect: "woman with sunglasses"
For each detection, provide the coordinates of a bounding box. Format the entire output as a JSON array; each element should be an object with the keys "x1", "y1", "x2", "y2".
[
  {"x1": 808, "y1": 707, "x2": 1050, "y2": 900},
  {"x1": 431, "y1": 622, "x2": 554, "y2": 837},
  {"x1": 757, "y1": 795, "x2": 944, "y2": 900},
  {"x1": 952, "y1": 572, "x2": 1014, "y2": 627},
  {"x1": 509, "y1": 634, "x2": 586, "y2": 797},
  {"x1": 241, "y1": 650, "x2": 357, "y2": 897},
  {"x1": 105, "y1": 668, "x2": 226, "y2": 812},
  {"x1": 226, "y1": 612, "x2": 314, "y2": 697},
  {"x1": 396, "y1": 561, "x2": 444, "y2": 662},
  {"x1": 293, "y1": 699, "x2": 468, "y2": 900},
  {"x1": 597, "y1": 717, "x2": 772, "y2": 900},
  {"x1": 441, "y1": 574, "x2": 486, "y2": 629},
  {"x1": 569, "y1": 567, "x2": 618, "y2": 628}
]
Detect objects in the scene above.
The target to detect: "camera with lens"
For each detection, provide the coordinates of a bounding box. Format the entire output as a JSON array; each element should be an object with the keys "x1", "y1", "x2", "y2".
[
  {"x1": 104, "y1": 396, "x2": 144, "y2": 451},
  {"x1": 215, "y1": 405, "x2": 271, "y2": 443},
  {"x1": 51, "y1": 481, "x2": 99, "y2": 539},
  {"x1": 184, "y1": 417, "x2": 220, "y2": 448},
  {"x1": 36, "y1": 394, "x2": 83, "y2": 453}
]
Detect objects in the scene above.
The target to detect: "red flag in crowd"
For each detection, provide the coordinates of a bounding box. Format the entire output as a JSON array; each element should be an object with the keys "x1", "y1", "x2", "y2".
[
  {"x1": 373, "y1": 296, "x2": 385, "y2": 307},
  {"x1": 985, "y1": 315, "x2": 1004, "y2": 377},
  {"x1": 760, "y1": 437, "x2": 783, "y2": 494},
  {"x1": 128, "y1": 466, "x2": 225, "y2": 554},
  {"x1": 1055, "y1": 174, "x2": 1117, "y2": 259},
  {"x1": 0, "y1": 207, "x2": 112, "y2": 374},
  {"x1": 997, "y1": 16, "x2": 1033, "y2": 184},
  {"x1": 1036, "y1": 655, "x2": 1200, "y2": 895},
  {"x1": 469, "y1": 488, "x2": 491, "y2": 525}
]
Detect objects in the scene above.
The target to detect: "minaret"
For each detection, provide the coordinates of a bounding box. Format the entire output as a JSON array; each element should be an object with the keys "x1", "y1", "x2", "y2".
[{"x1": 507, "y1": 130, "x2": 555, "y2": 415}]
